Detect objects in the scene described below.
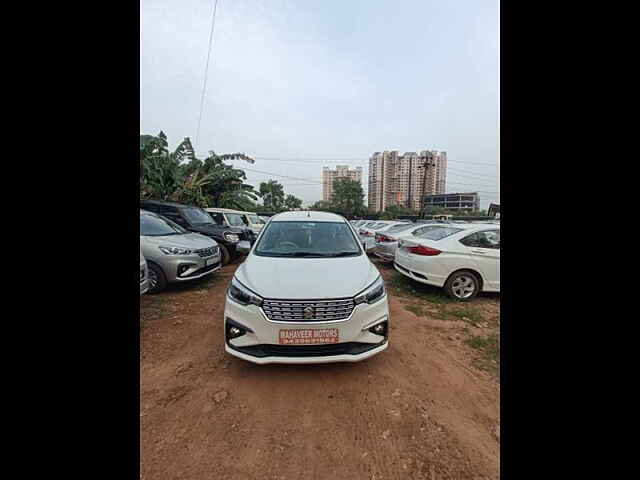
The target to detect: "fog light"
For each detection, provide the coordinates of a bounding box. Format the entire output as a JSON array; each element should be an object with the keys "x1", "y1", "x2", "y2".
[
  {"x1": 368, "y1": 321, "x2": 388, "y2": 338},
  {"x1": 177, "y1": 264, "x2": 196, "y2": 277},
  {"x1": 225, "y1": 318, "x2": 252, "y2": 341}
]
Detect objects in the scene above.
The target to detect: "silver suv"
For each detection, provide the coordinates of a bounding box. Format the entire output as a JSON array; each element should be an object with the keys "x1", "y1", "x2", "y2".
[{"x1": 140, "y1": 210, "x2": 222, "y2": 293}]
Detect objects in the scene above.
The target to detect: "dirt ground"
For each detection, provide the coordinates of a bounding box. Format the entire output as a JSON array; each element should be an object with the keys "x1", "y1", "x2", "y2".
[{"x1": 140, "y1": 258, "x2": 500, "y2": 480}]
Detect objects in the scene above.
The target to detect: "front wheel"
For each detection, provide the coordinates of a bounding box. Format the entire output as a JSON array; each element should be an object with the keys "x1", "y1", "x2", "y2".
[
  {"x1": 147, "y1": 262, "x2": 167, "y2": 294},
  {"x1": 219, "y1": 244, "x2": 231, "y2": 266},
  {"x1": 444, "y1": 271, "x2": 480, "y2": 301}
]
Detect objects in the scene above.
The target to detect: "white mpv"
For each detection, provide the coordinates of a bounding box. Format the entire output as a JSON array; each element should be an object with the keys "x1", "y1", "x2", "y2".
[{"x1": 224, "y1": 211, "x2": 390, "y2": 364}]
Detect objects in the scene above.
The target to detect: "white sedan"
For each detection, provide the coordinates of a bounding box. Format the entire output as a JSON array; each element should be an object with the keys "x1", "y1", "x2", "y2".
[
  {"x1": 394, "y1": 224, "x2": 500, "y2": 301},
  {"x1": 360, "y1": 221, "x2": 411, "y2": 253}
]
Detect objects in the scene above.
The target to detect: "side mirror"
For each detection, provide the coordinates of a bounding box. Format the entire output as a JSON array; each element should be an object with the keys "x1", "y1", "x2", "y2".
[
  {"x1": 236, "y1": 240, "x2": 251, "y2": 255},
  {"x1": 362, "y1": 242, "x2": 367, "y2": 251}
]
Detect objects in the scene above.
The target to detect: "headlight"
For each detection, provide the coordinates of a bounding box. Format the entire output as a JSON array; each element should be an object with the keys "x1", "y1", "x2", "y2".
[
  {"x1": 228, "y1": 277, "x2": 263, "y2": 306},
  {"x1": 354, "y1": 276, "x2": 386, "y2": 305},
  {"x1": 159, "y1": 246, "x2": 193, "y2": 255},
  {"x1": 224, "y1": 232, "x2": 240, "y2": 243}
]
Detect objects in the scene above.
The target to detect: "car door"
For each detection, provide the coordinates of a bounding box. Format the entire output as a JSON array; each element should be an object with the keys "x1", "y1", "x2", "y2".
[{"x1": 458, "y1": 229, "x2": 500, "y2": 291}]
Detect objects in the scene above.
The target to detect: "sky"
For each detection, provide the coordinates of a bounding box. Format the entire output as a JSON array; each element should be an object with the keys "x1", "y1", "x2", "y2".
[{"x1": 141, "y1": 0, "x2": 499, "y2": 209}]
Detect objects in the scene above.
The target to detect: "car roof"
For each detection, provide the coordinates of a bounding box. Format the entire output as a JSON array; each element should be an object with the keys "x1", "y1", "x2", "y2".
[
  {"x1": 140, "y1": 199, "x2": 193, "y2": 209},
  {"x1": 269, "y1": 211, "x2": 347, "y2": 223},
  {"x1": 205, "y1": 207, "x2": 249, "y2": 213}
]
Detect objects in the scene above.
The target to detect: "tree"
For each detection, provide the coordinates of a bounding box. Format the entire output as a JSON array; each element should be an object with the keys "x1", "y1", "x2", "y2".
[
  {"x1": 197, "y1": 152, "x2": 258, "y2": 209},
  {"x1": 310, "y1": 200, "x2": 335, "y2": 212},
  {"x1": 380, "y1": 204, "x2": 419, "y2": 220},
  {"x1": 284, "y1": 194, "x2": 303, "y2": 210},
  {"x1": 140, "y1": 131, "x2": 196, "y2": 200},
  {"x1": 139, "y1": 131, "x2": 259, "y2": 209},
  {"x1": 331, "y1": 178, "x2": 366, "y2": 218},
  {"x1": 259, "y1": 180, "x2": 285, "y2": 211}
]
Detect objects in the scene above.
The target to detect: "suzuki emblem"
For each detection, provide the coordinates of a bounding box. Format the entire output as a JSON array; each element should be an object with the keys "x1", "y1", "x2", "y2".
[{"x1": 303, "y1": 306, "x2": 314, "y2": 319}]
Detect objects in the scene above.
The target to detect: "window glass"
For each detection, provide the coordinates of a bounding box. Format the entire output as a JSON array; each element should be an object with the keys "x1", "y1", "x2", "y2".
[
  {"x1": 386, "y1": 223, "x2": 416, "y2": 234},
  {"x1": 460, "y1": 230, "x2": 500, "y2": 249},
  {"x1": 255, "y1": 221, "x2": 361, "y2": 257},
  {"x1": 140, "y1": 213, "x2": 188, "y2": 236},
  {"x1": 182, "y1": 207, "x2": 214, "y2": 225},
  {"x1": 226, "y1": 213, "x2": 246, "y2": 226},
  {"x1": 416, "y1": 226, "x2": 464, "y2": 241},
  {"x1": 209, "y1": 213, "x2": 224, "y2": 225}
]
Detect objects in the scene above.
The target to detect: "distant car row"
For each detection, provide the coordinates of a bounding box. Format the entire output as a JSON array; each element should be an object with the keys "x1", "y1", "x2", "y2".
[
  {"x1": 140, "y1": 200, "x2": 268, "y2": 294},
  {"x1": 349, "y1": 219, "x2": 500, "y2": 301}
]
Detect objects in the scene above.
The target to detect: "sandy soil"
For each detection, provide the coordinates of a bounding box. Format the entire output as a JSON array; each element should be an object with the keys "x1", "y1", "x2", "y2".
[{"x1": 140, "y1": 259, "x2": 500, "y2": 480}]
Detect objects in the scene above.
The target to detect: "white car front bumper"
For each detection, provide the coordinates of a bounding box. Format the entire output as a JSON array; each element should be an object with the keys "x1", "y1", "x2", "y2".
[{"x1": 223, "y1": 294, "x2": 390, "y2": 365}]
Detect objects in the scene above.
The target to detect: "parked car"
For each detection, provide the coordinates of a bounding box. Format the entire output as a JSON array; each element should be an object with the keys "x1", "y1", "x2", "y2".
[
  {"x1": 140, "y1": 248, "x2": 149, "y2": 295},
  {"x1": 224, "y1": 210, "x2": 390, "y2": 364},
  {"x1": 373, "y1": 223, "x2": 444, "y2": 262},
  {"x1": 140, "y1": 210, "x2": 222, "y2": 293},
  {"x1": 350, "y1": 219, "x2": 368, "y2": 228},
  {"x1": 140, "y1": 199, "x2": 252, "y2": 265},
  {"x1": 361, "y1": 221, "x2": 412, "y2": 253},
  {"x1": 205, "y1": 208, "x2": 265, "y2": 236},
  {"x1": 394, "y1": 224, "x2": 500, "y2": 301},
  {"x1": 245, "y1": 212, "x2": 266, "y2": 234}
]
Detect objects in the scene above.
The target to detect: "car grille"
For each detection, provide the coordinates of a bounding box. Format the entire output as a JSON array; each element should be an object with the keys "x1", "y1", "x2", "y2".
[
  {"x1": 195, "y1": 246, "x2": 218, "y2": 257},
  {"x1": 262, "y1": 298, "x2": 356, "y2": 322}
]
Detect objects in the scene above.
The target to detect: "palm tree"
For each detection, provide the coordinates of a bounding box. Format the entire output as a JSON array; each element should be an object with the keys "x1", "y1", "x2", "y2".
[{"x1": 140, "y1": 131, "x2": 258, "y2": 208}]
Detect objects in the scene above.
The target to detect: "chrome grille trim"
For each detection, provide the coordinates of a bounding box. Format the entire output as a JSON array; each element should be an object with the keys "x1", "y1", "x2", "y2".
[
  {"x1": 262, "y1": 298, "x2": 356, "y2": 322},
  {"x1": 195, "y1": 246, "x2": 219, "y2": 258}
]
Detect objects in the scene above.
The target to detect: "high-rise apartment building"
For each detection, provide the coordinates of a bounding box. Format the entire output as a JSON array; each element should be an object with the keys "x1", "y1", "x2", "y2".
[
  {"x1": 367, "y1": 150, "x2": 447, "y2": 212},
  {"x1": 322, "y1": 165, "x2": 363, "y2": 202}
]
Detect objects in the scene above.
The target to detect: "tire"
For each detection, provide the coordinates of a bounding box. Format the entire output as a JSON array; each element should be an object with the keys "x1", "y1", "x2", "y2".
[
  {"x1": 147, "y1": 262, "x2": 168, "y2": 294},
  {"x1": 444, "y1": 270, "x2": 480, "y2": 301},
  {"x1": 219, "y1": 244, "x2": 231, "y2": 266}
]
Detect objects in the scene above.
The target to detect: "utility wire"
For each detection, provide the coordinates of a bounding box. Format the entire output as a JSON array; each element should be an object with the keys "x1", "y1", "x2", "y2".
[
  {"x1": 195, "y1": 0, "x2": 219, "y2": 152},
  {"x1": 254, "y1": 156, "x2": 498, "y2": 167}
]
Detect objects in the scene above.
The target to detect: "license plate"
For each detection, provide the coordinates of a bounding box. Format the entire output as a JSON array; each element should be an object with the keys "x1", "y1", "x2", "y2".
[
  {"x1": 279, "y1": 328, "x2": 339, "y2": 345},
  {"x1": 205, "y1": 258, "x2": 216, "y2": 266}
]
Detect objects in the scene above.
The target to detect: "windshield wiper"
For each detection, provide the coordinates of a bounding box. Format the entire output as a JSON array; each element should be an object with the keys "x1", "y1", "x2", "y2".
[{"x1": 323, "y1": 251, "x2": 359, "y2": 257}]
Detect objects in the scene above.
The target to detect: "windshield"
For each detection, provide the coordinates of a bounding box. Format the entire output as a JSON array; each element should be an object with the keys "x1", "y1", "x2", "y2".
[
  {"x1": 416, "y1": 226, "x2": 464, "y2": 241},
  {"x1": 254, "y1": 221, "x2": 361, "y2": 257},
  {"x1": 248, "y1": 214, "x2": 262, "y2": 224},
  {"x1": 226, "y1": 213, "x2": 247, "y2": 226},
  {"x1": 182, "y1": 207, "x2": 214, "y2": 225},
  {"x1": 140, "y1": 213, "x2": 188, "y2": 236}
]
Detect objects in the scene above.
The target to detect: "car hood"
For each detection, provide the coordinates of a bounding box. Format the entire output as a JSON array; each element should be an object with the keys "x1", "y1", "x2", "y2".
[
  {"x1": 141, "y1": 232, "x2": 217, "y2": 249},
  {"x1": 235, "y1": 255, "x2": 380, "y2": 299}
]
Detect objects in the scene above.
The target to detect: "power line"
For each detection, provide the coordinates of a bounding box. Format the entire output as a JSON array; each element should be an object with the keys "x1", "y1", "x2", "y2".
[
  {"x1": 253, "y1": 156, "x2": 498, "y2": 167},
  {"x1": 195, "y1": 0, "x2": 219, "y2": 152},
  {"x1": 242, "y1": 166, "x2": 323, "y2": 184}
]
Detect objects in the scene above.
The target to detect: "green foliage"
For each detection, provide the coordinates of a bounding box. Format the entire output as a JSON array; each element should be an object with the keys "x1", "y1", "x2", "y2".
[
  {"x1": 379, "y1": 204, "x2": 419, "y2": 220},
  {"x1": 310, "y1": 200, "x2": 335, "y2": 212},
  {"x1": 259, "y1": 180, "x2": 286, "y2": 211},
  {"x1": 140, "y1": 131, "x2": 258, "y2": 209},
  {"x1": 331, "y1": 178, "x2": 366, "y2": 217},
  {"x1": 284, "y1": 194, "x2": 303, "y2": 210}
]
